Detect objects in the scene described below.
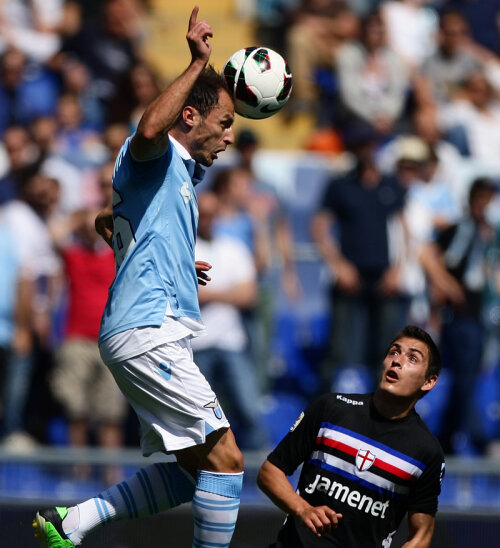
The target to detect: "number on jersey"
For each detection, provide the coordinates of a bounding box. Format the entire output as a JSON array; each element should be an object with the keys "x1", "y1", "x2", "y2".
[{"x1": 112, "y1": 189, "x2": 136, "y2": 268}]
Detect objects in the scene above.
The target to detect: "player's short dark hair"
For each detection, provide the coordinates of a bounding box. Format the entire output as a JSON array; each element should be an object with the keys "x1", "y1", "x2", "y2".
[
  {"x1": 181, "y1": 65, "x2": 233, "y2": 119},
  {"x1": 387, "y1": 325, "x2": 442, "y2": 379}
]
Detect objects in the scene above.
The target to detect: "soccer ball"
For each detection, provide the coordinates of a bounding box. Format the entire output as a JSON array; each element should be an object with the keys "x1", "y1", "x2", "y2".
[{"x1": 223, "y1": 47, "x2": 292, "y2": 120}]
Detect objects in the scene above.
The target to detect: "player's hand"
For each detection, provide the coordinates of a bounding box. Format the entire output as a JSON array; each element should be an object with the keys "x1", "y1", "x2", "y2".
[
  {"x1": 297, "y1": 505, "x2": 342, "y2": 537},
  {"x1": 196, "y1": 260, "x2": 212, "y2": 286},
  {"x1": 187, "y1": 6, "x2": 213, "y2": 65},
  {"x1": 95, "y1": 206, "x2": 114, "y2": 249}
]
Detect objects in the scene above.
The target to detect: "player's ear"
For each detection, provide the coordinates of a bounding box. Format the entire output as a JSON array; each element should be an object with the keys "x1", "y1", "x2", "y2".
[
  {"x1": 182, "y1": 105, "x2": 199, "y2": 128},
  {"x1": 420, "y1": 374, "x2": 438, "y2": 394}
]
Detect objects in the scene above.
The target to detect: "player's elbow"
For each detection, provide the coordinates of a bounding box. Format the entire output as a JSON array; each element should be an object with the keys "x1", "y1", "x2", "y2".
[
  {"x1": 131, "y1": 122, "x2": 169, "y2": 161},
  {"x1": 257, "y1": 467, "x2": 266, "y2": 493},
  {"x1": 137, "y1": 121, "x2": 161, "y2": 143},
  {"x1": 136, "y1": 108, "x2": 170, "y2": 143},
  {"x1": 257, "y1": 460, "x2": 275, "y2": 494}
]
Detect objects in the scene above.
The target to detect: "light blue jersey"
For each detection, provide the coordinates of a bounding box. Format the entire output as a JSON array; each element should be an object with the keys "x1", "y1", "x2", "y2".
[{"x1": 99, "y1": 137, "x2": 202, "y2": 343}]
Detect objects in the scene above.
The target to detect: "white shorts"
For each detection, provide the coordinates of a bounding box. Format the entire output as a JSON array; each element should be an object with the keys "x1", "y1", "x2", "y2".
[{"x1": 103, "y1": 337, "x2": 230, "y2": 455}]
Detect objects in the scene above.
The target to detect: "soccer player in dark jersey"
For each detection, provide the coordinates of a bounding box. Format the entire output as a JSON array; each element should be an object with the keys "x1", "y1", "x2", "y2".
[{"x1": 258, "y1": 325, "x2": 445, "y2": 547}]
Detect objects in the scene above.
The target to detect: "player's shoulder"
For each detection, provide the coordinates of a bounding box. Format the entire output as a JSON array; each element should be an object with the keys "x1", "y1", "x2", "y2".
[
  {"x1": 411, "y1": 410, "x2": 445, "y2": 458},
  {"x1": 119, "y1": 135, "x2": 173, "y2": 171}
]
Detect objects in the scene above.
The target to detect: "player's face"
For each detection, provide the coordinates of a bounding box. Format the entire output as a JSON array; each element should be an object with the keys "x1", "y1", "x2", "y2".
[
  {"x1": 379, "y1": 337, "x2": 437, "y2": 399},
  {"x1": 191, "y1": 90, "x2": 235, "y2": 167}
]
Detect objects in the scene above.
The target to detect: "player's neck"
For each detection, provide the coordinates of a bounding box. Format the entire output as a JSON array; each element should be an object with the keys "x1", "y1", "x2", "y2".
[
  {"x1": 169, "y1": 127, "x2": 191, "y2": 154},
  {"x1": 372, "y1": 390, "x2": 417, "y2": 420}
]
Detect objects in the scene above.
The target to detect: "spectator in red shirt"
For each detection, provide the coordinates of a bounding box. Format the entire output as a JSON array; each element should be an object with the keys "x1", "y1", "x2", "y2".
[{"x1": 50, "y1": 208, "x2": 127, "y2": 456}]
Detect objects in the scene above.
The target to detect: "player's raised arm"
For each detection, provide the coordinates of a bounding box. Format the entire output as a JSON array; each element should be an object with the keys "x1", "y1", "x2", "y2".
[{"x1": 130, "y1": 6, "x2": 213, "y2": 161}]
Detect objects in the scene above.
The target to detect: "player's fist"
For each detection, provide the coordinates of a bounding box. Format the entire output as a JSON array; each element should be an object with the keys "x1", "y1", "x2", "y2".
[{"x1": 297, "y1": 505, "x2": 342, "y2": 537}]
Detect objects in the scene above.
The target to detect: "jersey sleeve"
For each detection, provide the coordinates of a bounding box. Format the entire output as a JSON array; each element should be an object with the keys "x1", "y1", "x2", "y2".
[
  {"x1": 114, "y1": 136, "x2": 173, "y2": 192},
  {"x1": 267, "y1": 394, "x2": 330, "y2": 476},
  {"x1": 407, "y1": 445, "x2": 445, "y2": 516}
]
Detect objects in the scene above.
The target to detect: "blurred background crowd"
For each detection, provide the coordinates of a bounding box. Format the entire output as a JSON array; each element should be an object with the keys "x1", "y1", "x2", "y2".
[{"x1": 0, "y1": 0, "x2": 500, "y2": 465}]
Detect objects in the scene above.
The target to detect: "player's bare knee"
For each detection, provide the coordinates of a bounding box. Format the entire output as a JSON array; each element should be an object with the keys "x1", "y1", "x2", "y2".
[
  {"x1": 203, "y1": 430, "x2": 244, "y2": 473},
  {"x1": 225, "y1": 445, "x2": 244, "y2": 473},
  {"x1": 219, "y1": 450, "x2": 244, "y2": 473},
  {"x1": 206, "y1": 442, "x2": 244, "y2": 473}
]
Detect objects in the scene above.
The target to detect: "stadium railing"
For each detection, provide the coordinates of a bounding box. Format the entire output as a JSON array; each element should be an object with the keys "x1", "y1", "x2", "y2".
[{"x1": 1, "y1": 447, "x2": 500, "y2": 511}]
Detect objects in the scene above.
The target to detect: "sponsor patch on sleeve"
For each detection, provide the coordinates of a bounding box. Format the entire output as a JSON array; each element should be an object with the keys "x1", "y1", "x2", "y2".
[
  {"x1": 290, "y1": 411, "x2": 305, "y2": 432},
  {"x1": 439, "y1": 462, "x2": 446, "y2": 486}
]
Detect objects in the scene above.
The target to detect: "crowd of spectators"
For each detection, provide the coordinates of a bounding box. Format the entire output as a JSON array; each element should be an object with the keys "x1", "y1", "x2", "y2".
[
  {"x1": 0, "y1": 0, "x2": 499, "y2": 462},
  {"x1": 0, "y1": 0, "x2": 151, "y2": 451}
]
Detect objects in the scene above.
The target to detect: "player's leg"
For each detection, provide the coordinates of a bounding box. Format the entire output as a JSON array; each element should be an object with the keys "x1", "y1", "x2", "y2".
[
  {"x1": 33, "y1": 461, "x2": 196, "y2": 547},
  {"x1": 176, "y1": 427, "x2": 244, "y2": 548},
  {"x1": 33, "y1": 343, "x2": 198, "y2": 547},
  {"x1": 33, "y1": 338, "x2": 241, "y2": 547},
  {"x1": 43, "y1": 429, "x2": 244, "y2": 548}
]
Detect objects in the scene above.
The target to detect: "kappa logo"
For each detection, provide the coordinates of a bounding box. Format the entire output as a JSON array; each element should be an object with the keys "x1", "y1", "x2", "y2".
[
  {"x1": 204, "y1": 398, "x2": 223, "y2": 420},
  {"x1": 336, "y1": 395, "x2": 364, "y2": 406},
  {"x1": 356, "y1": 448, "x2": 376, "y2": 472},
  {"x1": 181, "y1": 181, "x2": 192, "y2": 203}
]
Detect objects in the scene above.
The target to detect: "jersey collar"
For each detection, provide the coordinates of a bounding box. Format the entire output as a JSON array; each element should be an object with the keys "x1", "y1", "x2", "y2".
[{"x1": 169, "y1": 134, "x2": 206, "y2": 186}]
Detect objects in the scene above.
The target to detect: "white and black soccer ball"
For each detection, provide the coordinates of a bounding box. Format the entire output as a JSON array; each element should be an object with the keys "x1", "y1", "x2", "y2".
[{"x1": 223, "y1": 47, "x2": 292, "y2": 120}]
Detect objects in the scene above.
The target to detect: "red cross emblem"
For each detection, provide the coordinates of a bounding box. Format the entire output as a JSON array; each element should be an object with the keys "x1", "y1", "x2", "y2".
[{"x1": 356, "y1": 449, "x2": 376, "y2": 471}]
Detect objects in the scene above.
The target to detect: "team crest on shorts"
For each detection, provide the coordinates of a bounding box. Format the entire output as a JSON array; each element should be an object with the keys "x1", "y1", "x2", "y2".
[
  {"x1": 158, "y1": 361, "x2": 173, "y2": 381},
  {"x1": 204, "y1": 398, "x2": 223, "y2": 420},
  {"x1": 356, "y1": 448, "x2": 376, "y2": 471}
]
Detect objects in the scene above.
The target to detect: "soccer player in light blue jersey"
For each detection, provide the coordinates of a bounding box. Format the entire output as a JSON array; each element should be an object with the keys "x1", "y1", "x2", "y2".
[{"x1": 33, "y1": 6, "x2": 244, "y2": 547}]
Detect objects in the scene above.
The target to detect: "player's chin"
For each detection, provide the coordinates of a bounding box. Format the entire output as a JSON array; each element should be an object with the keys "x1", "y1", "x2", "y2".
[
  {"x1": 380, "y1": 379, "x2": 399, "y2": 394},
  {"x1": 200, "y1": 155, "x2": 215, "y2": 167},
  {"x1": 195, "y1": 153, "x2": 213, "y2": 167}
]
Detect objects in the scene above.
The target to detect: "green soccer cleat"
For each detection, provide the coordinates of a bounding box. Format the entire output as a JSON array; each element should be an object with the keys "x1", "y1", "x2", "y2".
[{"x1": 33, "y1": 507, "x2": 76, "y2": 548}]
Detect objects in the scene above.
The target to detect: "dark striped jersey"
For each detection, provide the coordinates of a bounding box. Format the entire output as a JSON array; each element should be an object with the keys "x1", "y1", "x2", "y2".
[{"x1": 267, "y1": 393, "x2": 445, "y2": 547}]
